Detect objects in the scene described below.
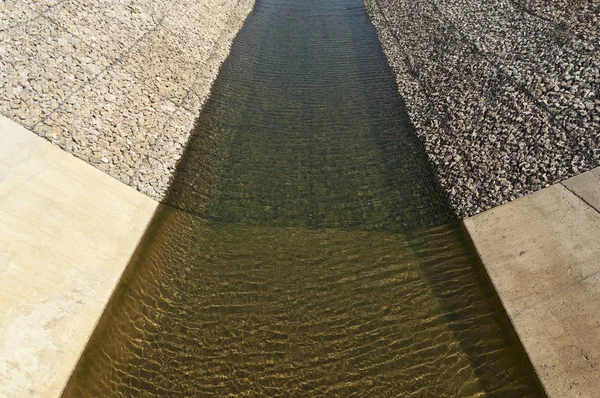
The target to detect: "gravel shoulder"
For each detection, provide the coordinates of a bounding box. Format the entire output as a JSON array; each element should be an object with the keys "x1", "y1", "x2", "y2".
[
  {"x1": 366, "y1": 0, "x2": 600, "y2": 218},
  {"x1": 1, "y1": 0, "x2": 255, "y2": 200}
]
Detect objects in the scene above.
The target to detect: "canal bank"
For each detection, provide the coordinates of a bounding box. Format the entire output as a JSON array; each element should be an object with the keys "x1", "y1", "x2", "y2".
[
  {"x1": 0, "y1": 115, "x2": 158, "y2": 397},
  {"x1": 1, "y1": 0, "x2": 254, "y2": 200},
  {"x1": 366, "y1": 0, "x2": 600, "y2": 218},
  {"x1": 465, "y1": 167, "x2": 600, "y2": 397}
]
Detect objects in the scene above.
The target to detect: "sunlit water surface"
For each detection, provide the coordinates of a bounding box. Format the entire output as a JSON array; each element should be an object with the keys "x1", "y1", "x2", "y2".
[{"x1": 63, "y1": 0, "x2": 544, "y2": 396}]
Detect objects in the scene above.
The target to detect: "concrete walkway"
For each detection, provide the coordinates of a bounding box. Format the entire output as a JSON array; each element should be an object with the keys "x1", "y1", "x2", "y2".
[
  {"x1": 465, "y1": 167, "x2": 600, "y2": 397},
  {"x1": 0, "y1": 115, "x2": 158, "y2": 397}
]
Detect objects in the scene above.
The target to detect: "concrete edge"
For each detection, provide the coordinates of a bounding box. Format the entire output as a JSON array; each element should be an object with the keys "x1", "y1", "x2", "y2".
[
  {"x1": 464, "y1": 167, "x2": 600, "y2": 397},
  {"x1": 0, "y1": 115, "x2": 159, "y2": 397}
]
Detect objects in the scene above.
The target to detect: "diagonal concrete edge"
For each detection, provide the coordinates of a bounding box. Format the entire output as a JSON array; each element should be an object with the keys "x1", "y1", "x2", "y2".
[
  {"x1": 464, "y1": 167, "x2": 600, "y2": 397},
  {"x1": 0, "y1": 115, "x2": 158, "y2": 397}
]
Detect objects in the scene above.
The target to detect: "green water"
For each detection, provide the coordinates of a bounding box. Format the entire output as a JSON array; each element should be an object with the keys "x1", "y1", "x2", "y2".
[{"x1": 63, "y1": 0, "x2": 544, "y2": 396}]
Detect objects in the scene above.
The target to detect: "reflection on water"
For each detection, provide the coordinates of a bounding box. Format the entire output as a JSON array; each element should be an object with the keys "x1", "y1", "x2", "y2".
[{"x1": 63, "y1": 0, "x2": 544, "y2": 396}]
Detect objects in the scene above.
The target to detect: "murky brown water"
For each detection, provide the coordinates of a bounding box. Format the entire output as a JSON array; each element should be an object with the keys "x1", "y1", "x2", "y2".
[{"x1": 63, "y1": 0, "x2": 544, "y2": 396}]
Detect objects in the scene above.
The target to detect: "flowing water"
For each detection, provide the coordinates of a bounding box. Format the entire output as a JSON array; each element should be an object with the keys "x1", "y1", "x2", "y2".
[{"x1": 63, "y1": 0, "x2": 544, "y2": 396}]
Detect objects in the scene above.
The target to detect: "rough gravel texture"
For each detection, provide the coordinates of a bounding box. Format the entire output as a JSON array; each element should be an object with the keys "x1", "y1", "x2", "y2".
[
  {"x1": 1, "y1": 0, "x2": 255, "y2": 199},
  {"x1": 366, "y1": 0, "x2": 600, "y2": 218}
]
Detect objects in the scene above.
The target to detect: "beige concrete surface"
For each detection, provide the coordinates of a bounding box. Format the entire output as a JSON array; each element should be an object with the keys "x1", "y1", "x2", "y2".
[
  {"x1": 464, "y1": 167, "x2": 600, "y2": 397},
  {"x1": 0, "y1": 115, "x2": 158, "y2": 397},
  {"x1": 563, "y1": 167, "x2": 600, "y2": 213}
]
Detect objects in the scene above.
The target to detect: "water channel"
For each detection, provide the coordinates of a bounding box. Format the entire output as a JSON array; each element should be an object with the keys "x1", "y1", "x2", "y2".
[{"x1": 63, "y1": 0, "x2": 544, "y2": 395}]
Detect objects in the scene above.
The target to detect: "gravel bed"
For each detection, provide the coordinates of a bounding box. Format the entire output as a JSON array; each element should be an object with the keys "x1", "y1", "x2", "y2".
[
  {"x1": 1, "y1": 0, "x2": 255, "y2": 200},
  {"x1": 366, "y1": 0, "x2": 600, "y2": 218}
]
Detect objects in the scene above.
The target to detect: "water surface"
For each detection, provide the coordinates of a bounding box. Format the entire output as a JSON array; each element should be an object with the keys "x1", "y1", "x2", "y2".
[{"x1": 63, "y1": 0, "x2": 544, "y2": 396}]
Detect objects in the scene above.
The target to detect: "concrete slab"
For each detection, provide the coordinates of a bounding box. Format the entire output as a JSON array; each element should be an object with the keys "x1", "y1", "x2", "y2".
[
  {"x1": 562, "y1": 167, "x2": 600, "y2": 213},
  {"x1": 0, "y1": 115, "x2": 158, "y2": 397},
  {"x1": 464, "y1": 167, "x2": 600, "y2": 397}
]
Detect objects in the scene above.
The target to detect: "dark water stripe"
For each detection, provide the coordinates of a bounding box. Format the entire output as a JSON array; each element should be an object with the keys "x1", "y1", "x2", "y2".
[{"x1": 63, "y1": 0, "x2": 544, "y2": 396}]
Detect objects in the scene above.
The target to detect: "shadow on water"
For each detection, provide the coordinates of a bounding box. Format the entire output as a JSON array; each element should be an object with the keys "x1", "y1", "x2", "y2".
[{"x1": 63, "y1": 0, "x2": 545, "y2": 396}]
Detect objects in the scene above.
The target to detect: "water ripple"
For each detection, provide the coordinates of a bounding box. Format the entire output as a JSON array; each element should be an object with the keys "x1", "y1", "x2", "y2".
[{"x1": 63, "y1": 0, "x2": 543, "y2": 396}]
